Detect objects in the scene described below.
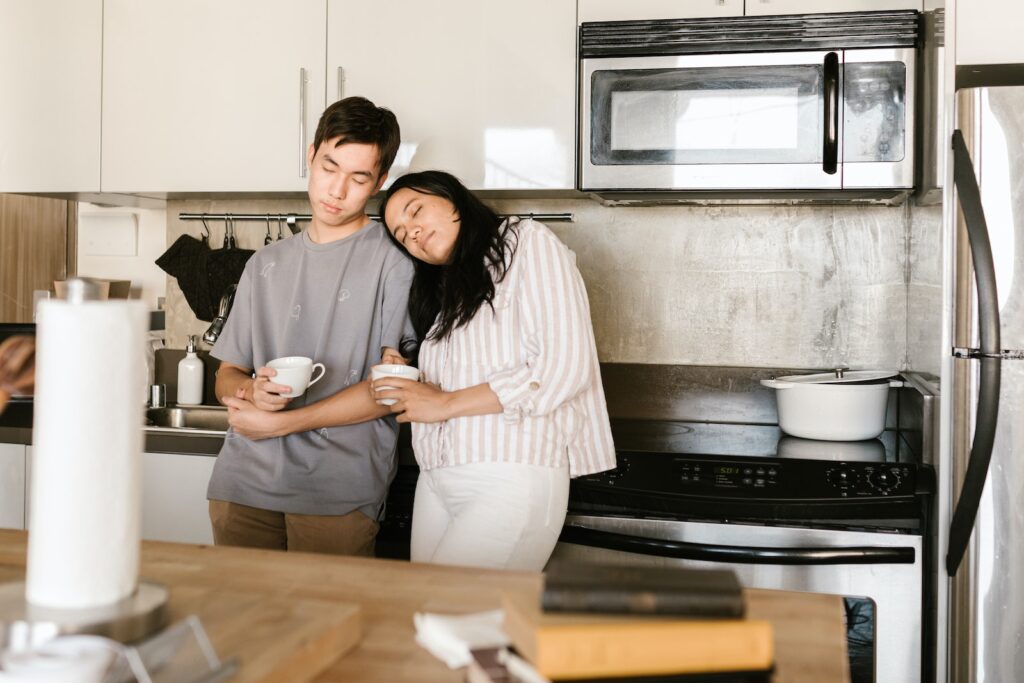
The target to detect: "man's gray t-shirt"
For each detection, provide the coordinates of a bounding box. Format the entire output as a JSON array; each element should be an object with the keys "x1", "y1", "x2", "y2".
[{"x1": 208, "y1": 221, "x2": 414, "y2": 517}]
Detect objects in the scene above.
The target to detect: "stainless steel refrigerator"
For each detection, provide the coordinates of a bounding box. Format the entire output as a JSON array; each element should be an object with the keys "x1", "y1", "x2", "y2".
[{"x1": 943, "y1": 79, "x2": 1024, "y2": 682}]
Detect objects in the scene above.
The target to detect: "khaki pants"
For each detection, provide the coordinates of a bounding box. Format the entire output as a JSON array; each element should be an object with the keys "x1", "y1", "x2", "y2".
[{"x1": 209, "y1": 500, "x2": 379, "y2": 557}]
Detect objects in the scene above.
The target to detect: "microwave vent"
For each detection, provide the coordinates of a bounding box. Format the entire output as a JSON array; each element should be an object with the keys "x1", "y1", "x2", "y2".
[{"x1": 580, "y1": 10, "x2": 920, "y2": 59}]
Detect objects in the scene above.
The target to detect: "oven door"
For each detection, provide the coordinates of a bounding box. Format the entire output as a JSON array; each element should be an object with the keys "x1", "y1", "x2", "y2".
[{"x1": 553, "y1": 515, "x2": 922, "y2": 683}]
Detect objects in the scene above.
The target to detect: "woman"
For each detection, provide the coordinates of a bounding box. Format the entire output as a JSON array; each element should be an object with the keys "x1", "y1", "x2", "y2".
[{"x1": 374, "y1": 170, "x2": 615, "y2": 570}]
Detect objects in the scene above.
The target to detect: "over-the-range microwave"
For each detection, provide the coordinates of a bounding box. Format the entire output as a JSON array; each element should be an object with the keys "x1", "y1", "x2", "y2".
[{"x1": 578, "y1": 11, "x2": 920, "y2": 199}]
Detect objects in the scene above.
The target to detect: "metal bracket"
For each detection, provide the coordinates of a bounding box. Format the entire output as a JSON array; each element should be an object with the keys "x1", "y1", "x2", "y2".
[{"x1": 953, "y1": 347, "x2": 1024, "y2": 360}]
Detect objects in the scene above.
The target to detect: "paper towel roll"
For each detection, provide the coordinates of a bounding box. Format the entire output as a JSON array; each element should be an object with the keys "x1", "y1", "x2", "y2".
[{"x1": 26, "y1": 299, "x2": 147, "y2": 610}]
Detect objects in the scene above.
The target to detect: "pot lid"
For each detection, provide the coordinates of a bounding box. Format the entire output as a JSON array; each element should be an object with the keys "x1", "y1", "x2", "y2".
[{"x1": 775, "y1": 369, "x2": 899, "y2": 385}]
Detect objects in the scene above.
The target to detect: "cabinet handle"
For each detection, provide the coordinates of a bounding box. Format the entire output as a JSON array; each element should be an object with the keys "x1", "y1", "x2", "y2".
[
  {"x1": 299, "y1": 67, "x2": 308, "y2": 178},
  {"x1": 337, "y1": 66, "x2": 345, "y2": 102}
]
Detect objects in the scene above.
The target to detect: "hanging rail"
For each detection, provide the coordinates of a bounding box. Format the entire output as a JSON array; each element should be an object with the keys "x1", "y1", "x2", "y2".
[{"x1": 178, "y1": 212, "x2": 574, "y2": 223}]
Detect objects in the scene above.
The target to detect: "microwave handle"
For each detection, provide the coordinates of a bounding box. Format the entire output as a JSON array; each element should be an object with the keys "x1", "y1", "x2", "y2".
[{"x1": 822, "y1": 52, "x2": 840, "y2": 175}]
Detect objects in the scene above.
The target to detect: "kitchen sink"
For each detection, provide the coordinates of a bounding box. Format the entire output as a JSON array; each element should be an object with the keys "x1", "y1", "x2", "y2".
[{"x1": 145, "y1": 405, "x2": 228, "y2": 434}]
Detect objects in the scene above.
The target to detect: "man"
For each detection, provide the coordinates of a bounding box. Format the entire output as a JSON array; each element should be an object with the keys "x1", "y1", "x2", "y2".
[{"x1": 209, "y1": 96, "x2": 415, "y2": 557}]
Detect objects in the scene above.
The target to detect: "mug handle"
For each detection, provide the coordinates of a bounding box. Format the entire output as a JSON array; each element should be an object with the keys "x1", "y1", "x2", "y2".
[{"x1": 308, "y1": 363, "x2": 326, "y2": 388}]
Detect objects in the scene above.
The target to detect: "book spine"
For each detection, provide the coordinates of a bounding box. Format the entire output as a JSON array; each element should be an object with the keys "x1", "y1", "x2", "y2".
[
  {"x1": 541, "y1": 588, "x2": 745, "y2": 617},
  {"x1": 536, "y1": 620, "x2": 774, "y2": 680}
]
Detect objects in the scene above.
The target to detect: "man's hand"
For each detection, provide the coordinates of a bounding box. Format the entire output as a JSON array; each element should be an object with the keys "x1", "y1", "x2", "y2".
[
  {"x1": 223, "y1": 388, "x2": 288, "y2": 440},
  {"x1": 380, "y1": 346, "x2": 406, "y2": 365},
  {"x1": 248, "y1": 366, "x2": 293, "y2": 412},
  {"x1": 0, "y1": 336, "x2": 35, "y2": 414}
]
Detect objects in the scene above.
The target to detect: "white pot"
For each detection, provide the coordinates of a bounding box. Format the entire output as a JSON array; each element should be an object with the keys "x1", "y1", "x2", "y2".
[{"x1": 760, "y1": 370, "x2": 899, "y2": 442}]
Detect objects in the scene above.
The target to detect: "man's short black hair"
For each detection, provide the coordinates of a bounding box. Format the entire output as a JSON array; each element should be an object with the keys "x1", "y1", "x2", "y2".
[{"x1": 312, "y1": 96, "x2": 401, "y2": 178}]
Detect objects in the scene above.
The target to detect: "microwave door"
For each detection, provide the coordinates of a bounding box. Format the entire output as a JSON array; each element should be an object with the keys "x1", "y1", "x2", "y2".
[
  {"x1": 579, "y1": 51, "x2": 844, "y2": 192},
  {"x1": 841, "y1": 47, "x2": 917, "y2": 190}
]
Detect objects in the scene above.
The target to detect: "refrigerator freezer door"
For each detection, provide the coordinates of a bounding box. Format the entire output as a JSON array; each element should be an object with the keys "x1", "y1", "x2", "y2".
[
  {"x1": 977, "y1": 85, "x2": 1024, "y2": 683},
  {"x1": 963, "y1": 84, "x2": 1024, "y2": 682}
]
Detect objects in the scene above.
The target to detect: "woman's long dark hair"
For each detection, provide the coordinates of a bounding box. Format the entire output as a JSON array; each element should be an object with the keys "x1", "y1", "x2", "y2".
[{"x1": 380, "y1": 171, "x2": 516, "y2": 343}]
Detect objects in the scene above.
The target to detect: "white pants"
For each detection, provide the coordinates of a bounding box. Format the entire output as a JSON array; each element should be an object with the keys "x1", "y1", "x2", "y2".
[{"x1": 410, "y1": 460, "x2": 570, "y2": 571}]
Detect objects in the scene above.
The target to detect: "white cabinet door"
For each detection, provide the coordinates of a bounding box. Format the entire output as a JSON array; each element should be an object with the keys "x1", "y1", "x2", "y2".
[
  {"x1": 745, "y1": 0, "x2": 921, "y2": 14},
  {"x1": 328, "y1": 0, "x2": 575, "y2": 190},
  {"x1": 957, "y1": 0, "x2": 1024, "y2": 66},
  {"x1": 579, "y1": 0, "x2": 743, "y2": 22},
  {"x1": 0, "y1": 444, "x2": 26, "y2": 530},
  {"x1": 142, "y1": 452, "x2": 216, "y2": 545},
  {"x1": 0, "y1": 0, "x2": 101, "y2": 192},
  {"x1": 102, "y1": 0, "x2": 326, "y2": 193}
]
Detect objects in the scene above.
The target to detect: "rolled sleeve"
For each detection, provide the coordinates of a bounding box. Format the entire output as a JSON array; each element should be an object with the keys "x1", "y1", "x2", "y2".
[
  {"x1": 486, "y1": 225, "x2": 596, "y2": 423},
  {"x1": 379, "y1": 254, "x2": 415, "y2": 354}
]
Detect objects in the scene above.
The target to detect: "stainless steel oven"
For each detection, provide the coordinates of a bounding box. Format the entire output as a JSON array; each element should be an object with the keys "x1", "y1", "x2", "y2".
[
  {"x1": 579, "y1": 11, "x2": 919, "y2": 195},
  {"x1": 552, "y1": 376, "x2": 938, "y2": 683}
]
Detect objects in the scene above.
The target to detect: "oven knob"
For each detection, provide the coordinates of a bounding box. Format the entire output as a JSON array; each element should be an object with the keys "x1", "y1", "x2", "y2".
[
  {"x1": 869, "y1": 468, "x2": 902, "y2": 493},
  {"x1": 827, "y1": 468, "x2": 854, "y2": 488}
]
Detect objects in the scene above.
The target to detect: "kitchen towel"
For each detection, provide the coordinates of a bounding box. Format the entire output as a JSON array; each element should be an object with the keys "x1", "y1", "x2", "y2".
[
  {"x1": 26, "y1": 298, "x2": 147, "y2": 609},
  {"x1": 155, "y1": 234, "x2": 253, "y2": 322}
]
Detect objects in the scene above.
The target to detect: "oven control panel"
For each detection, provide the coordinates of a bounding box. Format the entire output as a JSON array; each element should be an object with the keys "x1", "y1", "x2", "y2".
[{"x1": 582, "y1": 452, "x2": 921, "y2": 501}]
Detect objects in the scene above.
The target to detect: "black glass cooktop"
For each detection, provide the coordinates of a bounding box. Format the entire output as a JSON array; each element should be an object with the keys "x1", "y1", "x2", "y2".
[{"x1": 609, "y1": 419, "x2": 918, "y2": 464}]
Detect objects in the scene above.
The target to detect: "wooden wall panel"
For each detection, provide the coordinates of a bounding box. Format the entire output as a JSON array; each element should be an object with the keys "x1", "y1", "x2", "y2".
[{"x1": 0, "y1": 194, "x2": 72, "y2": 323}]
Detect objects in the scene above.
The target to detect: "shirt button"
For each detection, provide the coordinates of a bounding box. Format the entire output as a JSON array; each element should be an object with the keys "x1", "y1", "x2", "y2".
[{"x1": 529, "y1": 381, "x2": 541, "y2": 391}]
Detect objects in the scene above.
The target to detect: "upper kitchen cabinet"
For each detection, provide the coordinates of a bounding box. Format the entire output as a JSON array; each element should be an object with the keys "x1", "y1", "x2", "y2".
[
  {"x1": 578, "y1": 1, "x2": 742, "y2": 22},
  {"x1": 102, "y1": 0, "x2": 326, "y2": 193},
  {"x1": 957, "y1": 0, "x2": 1024, "y2": 66},
  {"x1": 0, "y1": 0, "x2": 101, "y2": 192},
  {"x1": 328, "y1": 0, "x2": 575, "y2": 190},
  {"x1": 745, "y1": 0, "x2": 922, "y2": 14}
]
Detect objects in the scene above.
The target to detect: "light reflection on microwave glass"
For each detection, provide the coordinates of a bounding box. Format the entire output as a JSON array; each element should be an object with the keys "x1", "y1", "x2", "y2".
[{"x1": 609, "y1": 88, "x2": 800, "y2": 151}]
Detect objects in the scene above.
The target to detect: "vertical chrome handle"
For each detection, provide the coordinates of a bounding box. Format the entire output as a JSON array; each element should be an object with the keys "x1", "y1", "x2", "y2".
[
  {"x1": 299, "y1": 67, "x2": 308, "y2": 178},
  {"x1": 336, "y1": 66, "x2": 345, "y2": 102},
  {"x1": 822, "y1": 52, "x2": 840, "y2": 175}
]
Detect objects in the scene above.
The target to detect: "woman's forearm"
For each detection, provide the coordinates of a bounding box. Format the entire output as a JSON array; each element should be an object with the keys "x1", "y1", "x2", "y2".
[{"x1": 443, "y1": 383, "x2": 503, "y2": 420}]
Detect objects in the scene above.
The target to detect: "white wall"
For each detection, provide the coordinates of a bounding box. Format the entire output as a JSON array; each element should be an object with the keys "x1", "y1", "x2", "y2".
[{"x1": 76, "y1": 203, "x2": 167, "y2": 308}]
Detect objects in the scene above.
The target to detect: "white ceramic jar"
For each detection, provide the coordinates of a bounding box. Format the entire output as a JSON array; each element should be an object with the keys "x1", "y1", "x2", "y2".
[{"x1": 761, "y1": 370, "x2": 900, "y2": 441}]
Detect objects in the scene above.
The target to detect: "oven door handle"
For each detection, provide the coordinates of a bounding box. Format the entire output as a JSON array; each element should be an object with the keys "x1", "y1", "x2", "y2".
[{"x1": 559, "y1": 525, "x2": 916, "y2": 565}]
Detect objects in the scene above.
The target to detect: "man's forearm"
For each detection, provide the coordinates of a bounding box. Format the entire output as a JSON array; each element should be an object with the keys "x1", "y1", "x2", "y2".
[
  {"x1": 215, "y1": 366, "x2": 254, "y2": 405},
  {"x1": 276, "y1": 380, "x2": 390, "y2": 435}
]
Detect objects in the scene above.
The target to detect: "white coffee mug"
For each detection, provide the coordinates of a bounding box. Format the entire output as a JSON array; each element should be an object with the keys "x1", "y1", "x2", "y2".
[
  {"x1": 371, "y1": 364, "x2": 420, "y2": 406},
  {"x1": 267, "y1": 356, "x2": 326, "y2": 398}
]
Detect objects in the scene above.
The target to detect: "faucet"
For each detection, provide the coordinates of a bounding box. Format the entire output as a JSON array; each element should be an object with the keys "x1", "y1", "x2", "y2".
[{"x1": 202, "y1": 284, "x2": 237, "y2": 345}]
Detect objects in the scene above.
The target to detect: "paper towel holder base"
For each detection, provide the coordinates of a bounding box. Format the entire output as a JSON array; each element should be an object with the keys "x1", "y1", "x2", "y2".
[{"x1": 0, "y1": 579, "x2": 169, "y2": 651}]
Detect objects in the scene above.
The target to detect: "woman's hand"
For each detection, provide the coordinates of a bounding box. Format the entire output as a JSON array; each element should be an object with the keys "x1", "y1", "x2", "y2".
[
  {"x1": 248, "y1": 366, "x2": 293, "y2": 412},
  {"x1": 372, "y1": 377, "x2": 452, "y2": 424},
  {"x1": 222, "y1": 388, "x2": 288, "y2": 439}
]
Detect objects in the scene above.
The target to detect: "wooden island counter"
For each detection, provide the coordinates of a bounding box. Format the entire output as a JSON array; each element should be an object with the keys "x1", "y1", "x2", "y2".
[{"x1": 0, "y1": 530, "x2": 849, "y2": 682}]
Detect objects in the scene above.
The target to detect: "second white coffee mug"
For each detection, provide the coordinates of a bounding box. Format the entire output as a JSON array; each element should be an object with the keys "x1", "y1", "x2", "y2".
[
  {"x1": 267, "y1": 356, "x2": 326, "y2": 398},
  {"x1": 371, "y1": 364, "x2": 420, "y2": 406}
]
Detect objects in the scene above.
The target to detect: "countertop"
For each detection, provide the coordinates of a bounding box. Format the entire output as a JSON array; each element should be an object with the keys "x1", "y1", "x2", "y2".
[{"x1": 0, "y1": 530, "x2": 849, "y2": 683}]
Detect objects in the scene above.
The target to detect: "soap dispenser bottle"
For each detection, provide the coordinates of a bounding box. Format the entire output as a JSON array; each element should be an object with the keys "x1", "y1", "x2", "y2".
[{"x1": 177, "y1": 335, "x2": 204, "y2": 405}]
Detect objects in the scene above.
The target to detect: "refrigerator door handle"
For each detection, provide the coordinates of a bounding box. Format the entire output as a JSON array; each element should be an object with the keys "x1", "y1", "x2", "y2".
[
  {"x1": 559, "y1": 525, "x2": 917, "y2": 565},
  {"x1": 946, "y1": 129, "x2": 1003, "y2": 576}
]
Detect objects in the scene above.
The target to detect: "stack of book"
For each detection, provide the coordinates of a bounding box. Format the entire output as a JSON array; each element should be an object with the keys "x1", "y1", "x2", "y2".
[{"x1": 469, "y1": 562, "x2": 775, "y2": 683}]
